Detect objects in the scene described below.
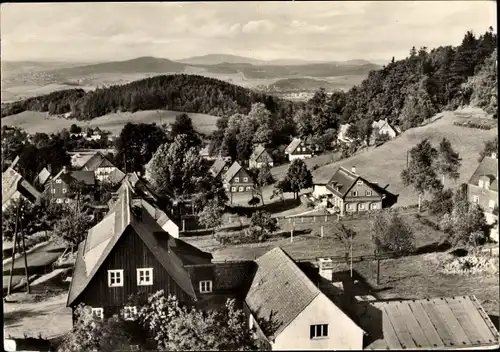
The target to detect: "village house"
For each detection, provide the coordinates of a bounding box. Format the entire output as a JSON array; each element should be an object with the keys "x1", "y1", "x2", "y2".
[
  {"x1": 370, "y1": 119, "x2": 400, "y2": 144},
  {"x1": 249, "y1": 145, "x2": 274, "y2": 169},
  {"x1": 44, "y1": 167, "x2": 96, "y2": 204},
  {"x1": 338, "y1": 124, "x2": 354, "y2": 144},
  {"x1": 68, "y1": 149, "x2": 116, "y2": 170},
  {"x1": 223, "y1": 161, "x2": 255, "y2": 200},
  {"x1": 209, "y1": 157, "x2": 230, "y2": 179},
  {"x1": 285, "y1": 138, "x2": 317, "y2": 161},
  {"x1": 79, "y1": 151, "x2": 125, "y2": 183},
  {"x1": 467, "y1": 153, "x2": 498, "y2": 242},
  {"x1": 2, "y1": 157, "x2": 41, "y2": 211},
  {"x1": 312, "y1": 166, "x2": 384, "y2": 215}
]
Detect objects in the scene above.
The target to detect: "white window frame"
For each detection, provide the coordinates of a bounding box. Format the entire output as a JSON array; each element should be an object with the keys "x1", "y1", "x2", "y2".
[
  {"x1": 136, "y1": 268, "x2": 153, "y2": 286},
  {"x1": 56, "y1": 179, "x2": 62, "y2": 184},
  {"x1": 239, "y1": 186, "x2": 244, "y2": 192},
  {"x1": 359, "y1": 204, "x2": 365, "y2": 210},
  {"x1": 473, "y1": 195, "x2": 480, "y2": 204},
  {"x1": 310, "y1": 324, "x2": 329, "y2": 339},
  {"x1": 479, "y1": 180, "x2": 484, "y2": 188},
  {"x1": 231, "y1": 186, "x2": 237, "y2": 192},
  {"x1": 257, "y1": 162, "x2": 262, "y2": 168},
  {"x1": 65, "y1": 199, "x2": 70, "y2": 203},
  {"x1": 108, "y1": 269, "x2": 124, "y2": 287},
  {"x1": 243, "y1": 177, "x2": 248, "y2": 182},
  {"x1": 246, "y1": 186, "x2": 251, "y2": 191},
  {"x1": 346, "y1": 204, "x2": 351, "y2": 210},
  {"x1": 370, "y1": 203, "x2": 377, "y2": 210},
  {"x1": 223, "y1": 166, "x2": 229, "y2": 171},
  {"x1": 56, "y1": 199, "x2": 63, "y2": 204},
  {"x1": 51, "y1": 188, "x2": 56, "y2": 194},
  {"x1": 199, "y1": 280, "x2": 213, "y2": 293},
  {"x1": 366, "y1": 191, "x2": 372, "y2": 196},
  {"x1": 352, "y1": 191, "x2": 358, "y2": 197},
  {"x1": 234, "y1": 177, "x2": 240, "y2": 183},
  {"x1": 122, "y1": 306, "x2": 137, "y2": 320},
  {"x1": 357, "y1": 181, "x2": 363, "y2": 185},
  {"x1": 62, "y1": 188, "x2": 67, "y2": 194},
  {"x1": 92, "y1": 308, "x2": 104, "y2": 319}
]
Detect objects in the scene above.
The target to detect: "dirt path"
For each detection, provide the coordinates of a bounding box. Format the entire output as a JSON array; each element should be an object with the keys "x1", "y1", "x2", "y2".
[{"x1": 3, "y1": 292, "x2": 72, "y2": 339}]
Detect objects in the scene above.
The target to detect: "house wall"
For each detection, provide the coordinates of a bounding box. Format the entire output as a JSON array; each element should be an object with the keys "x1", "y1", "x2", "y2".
[
  {"x1": 249, "y1": 152, "x2": 274, "y2": 169},
  {"x1": 343, "y1": 180, "x2": 383, "y2": 213},
  {"x1": 289, "y1": 153, "x2": 313, "y2": 161},
  {"x1": 312, "y1": 185, "x2": 332, "y2": 198},
  {"x1": 73, "y1": 227, "x2": 192, "y2": 318},
  {"x1": 273, "y1": 293, "x2": 364, "y2": 350},
  {"x1": 95, "y1": 166, "x2": 118, "y2": 182},
  {"x1": 226, "y1": 169, "x2": 254, "y2": 193},
  {"x1": 467, "y1": 184, "x2": 497, "y2": 214},
  {"x1": 47, "y1": 179, "x2": 71, "y2": 203},
  {"x1": 378, "y1": 124, "x2": 397, "y2": 138}
]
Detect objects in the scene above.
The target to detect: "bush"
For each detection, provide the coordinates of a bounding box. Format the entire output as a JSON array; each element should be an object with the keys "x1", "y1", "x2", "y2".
[
  {"x1": 452, "y1": 120, "x2": 494, "y2": 130},
  {"x1": 428, "y1": 189, "x2": 454, "y2": 216}
]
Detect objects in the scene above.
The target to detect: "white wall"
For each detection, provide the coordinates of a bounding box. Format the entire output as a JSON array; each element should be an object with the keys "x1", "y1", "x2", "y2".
[
  {"x1": 273, "y1": 293, "x2": 364, "y2": 350},
  {"x1": 289, "y1": 154, "x2": 312, "y2": 161},
  {"x1": 312, "y1": 185, "x2": 333, "y2": 199}
]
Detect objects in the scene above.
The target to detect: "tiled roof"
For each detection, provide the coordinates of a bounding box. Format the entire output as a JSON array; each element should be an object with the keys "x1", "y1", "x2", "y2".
[
  {"x1": 245, "y1": 247, "x2": 321, "y2": 339},
  {"x1": 250, "y1": 145, "x2": 266, "y2": 162},
  {"x1": 285, "y1": 138, "x2": 302, "y2": 154},
  {"x1": 106, "y1": 168, "x2": 126, "y2": 184},
  {"x1": 223, "y1": 161, "x2": 243, "y2": 183},
  {"x1": 325, "y1": 166, "x2": 359, "y2": 198},
  {"x1": 209, "y1": 157, "x2": 228, "y2": 178},
  {"x1": 35, "y1": 168, "x2": 51, "y2": 186},
  {"x1": 467, "y1": 156, "x2": 498, "y2": 192},
  {"x1": 80, "y1": 152, "x2": 116, "y2": 171},
  {"x1": 359, "y1": 296, "x2": 500, "y2": 350},
  {"x1": 67, "y1": 179, "x2": 211, "y2": 307}
]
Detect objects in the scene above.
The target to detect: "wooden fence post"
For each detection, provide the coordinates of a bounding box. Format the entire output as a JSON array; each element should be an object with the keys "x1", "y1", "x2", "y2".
[
  {"x1": 321, "y1": 225, "x2": 324, "y2": 238},
  {"x1": 302, "y1": 217, "x2": 304, "y2": 223},
  {"x1": 182, "y1": 219, "x2": 186, "y2": 232},
  {"x1": 325, "y1": 215, "x2": 327, "y2": 222},
  {"x1": 376, "y1": 257, "x2": 381, "y2": 286},
  {"x1": 313, "y1": 216, "x2": 316, "y2": 223}
]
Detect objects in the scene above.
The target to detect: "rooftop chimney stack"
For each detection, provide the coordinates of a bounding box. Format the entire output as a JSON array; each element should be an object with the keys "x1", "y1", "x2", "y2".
[
  {"x1": 318, "y1": 257, "x2": 333, "y2": 281},
  {"x1": 351, "y1": 166, "x2": 356, "y2": 174}
]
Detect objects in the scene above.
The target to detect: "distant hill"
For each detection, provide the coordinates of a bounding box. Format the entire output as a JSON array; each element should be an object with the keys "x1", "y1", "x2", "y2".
[
  {"x1": 269, "y1": 77, "x2": 340, "y2": 92},
  {"x1": 178, "y1": 54, "x2": 266, "y2": 66}
]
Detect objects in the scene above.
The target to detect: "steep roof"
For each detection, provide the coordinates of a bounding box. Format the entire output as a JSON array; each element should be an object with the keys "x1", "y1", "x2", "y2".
[
  {"x1": 60, "y1": 171, "x2": 96, "y2": 186},
  {"x1": 106, "y1": 168, "x2": 126, "y2": 184},
  {"x1": 2, "y1": 167, "x2": 40, "y2": 207},
  {"x1": 35, "y1": 168, "x2": 51, "y2": 186},
  {"x1": 467, "y1": 156, "x2": 498, "y2": 192},
  {"x1": 67, "y1": 180, "x2": 212, "y2": 307},
  {"x1": 285, "y1": 138, "x2": 302, "y2": 154},
  {"x1": 245, "y1": 247, "x2": 322, "y2": 339},
  {"x1": 326, "y1": 166, "x2": 360, "y2": 198},
  {"x1": 250, "y1": 145, "x2": 267, "y2": 162},
  {"x1": 80, "y1": 152, "x2": 116, "y2": 171},
  {"x1": 358, "y1": 296, "x2": 500, "y2": 350},
  {"x1": 209, "y1": 157, "x2": 228, "y2": 178},
  {"x1": 223, "y1": 161, "x2": 243, "y2": 183}
]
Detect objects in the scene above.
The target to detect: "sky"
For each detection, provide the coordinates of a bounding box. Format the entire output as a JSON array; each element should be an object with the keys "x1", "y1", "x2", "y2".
[{"x1": 1, "y1": 1, "x2": 496, "y2": 63}]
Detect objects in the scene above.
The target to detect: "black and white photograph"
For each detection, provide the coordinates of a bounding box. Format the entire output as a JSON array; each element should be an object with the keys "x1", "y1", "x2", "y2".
[{"x1": 1, "y1": 1, "x2": 499, "y2": 351}]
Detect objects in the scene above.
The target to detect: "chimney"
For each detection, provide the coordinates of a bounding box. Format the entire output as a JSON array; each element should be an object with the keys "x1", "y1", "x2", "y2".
[
  {"x1": 351, "y1": 166, "x2": 356, "y2": 174},
  {"x1": 318, "y1": 258, "x2": 333, "y2": 281}
]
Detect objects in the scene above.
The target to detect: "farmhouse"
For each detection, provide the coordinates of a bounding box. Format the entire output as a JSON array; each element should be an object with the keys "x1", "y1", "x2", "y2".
[
  {"x1": 285, "y1": 138, "x2": 316, "y2": 161},
  {"x1": 45, "y1": 167, "x2": 95, "y2": 204},
  {"x1": 79, "y1": 151, "x2": 125, "y2": 182},
  {"x1": 66, "y1": 180, "x2": 213, "y2": 320},
  {"x1": 467, "y1": 153, "x2": 498, "y2": 242},
  {"x1": 223, "y1": 161, "x2": 254, "y2": 195},
  {"x1": 249, "y1": 145, "x2": 274, "y2": 169},
  {"x1": 209, "y1": 157, "x2": 230, "y2": 179},
  {"x1": 370, "y1": 119, "x2": 400, "y2": 143},
  {"x1": 68, "y1": 149, "x2": 116, "y2": 169},
  {"x1": 338, "y1": 124, "x2": 354, "y2": 144},
  {"x1": 313, "y1": 166, "x2": 384, "y2": 215},
  {"x1": 2, "y1": 158, "x2": 41, "y2": 210}
]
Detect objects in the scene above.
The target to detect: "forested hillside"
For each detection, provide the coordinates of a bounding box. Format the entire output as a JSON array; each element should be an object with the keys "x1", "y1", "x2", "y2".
[{"x1": 1, "y1": 74, "x2": 297, "y2": 121}]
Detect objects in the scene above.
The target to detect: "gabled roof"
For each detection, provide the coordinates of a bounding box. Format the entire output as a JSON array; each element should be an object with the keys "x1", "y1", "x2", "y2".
[
  {"x1": 59, "y1": 171, "x2": 96, "y2": 186},
  {"x1": 326, "y1": 166, "x2": 359, "y2": 198},
  {"x1": 245, "y1": 247, "x2": 322, "y2": 339},
  {"x1": 209, "y1": 157, "x2": 228, "y2": 178},
  {"x1": 2, "y1": 167, "x2": 41, "y2": 207},
  {"x1": 358, "y1": 296, "x2": 500, "y2": 350},
  {"x1": 106, "y1": 168, "x2": 126, "y2": 184},
  {"x1": 35, "y1": 167, "x2": 51, "y2": 186},
  {"x1": 223, "y1": 161, "x2": 244, "y2": 183},
  {"x1": 467, "y1": 156, "x2": 498, "y2": 192},
  {"x1": 285, "y1": 138, "x2": 302, "y2": 154},
  {"x1": 67, "y1": 180, "x2": 212, "y2": 307},
  {"x1": 80, "y1": 152, "x2": 117, "y2": 171},
  {"x1": 250, "y1": 145, "x2": 267, "y2": 162}
]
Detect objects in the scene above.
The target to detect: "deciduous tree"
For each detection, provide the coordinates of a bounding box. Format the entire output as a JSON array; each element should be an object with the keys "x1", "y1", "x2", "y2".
[
  {"x1": 198, "y1": 199, "x2": 225, "y2": 237},
  {"x1": 435, "y1": 137, "x2": 461, "y2": 185},
  {"x1": 284, "y1": 159, "x2": 313, "y2": 199},
  {"x1": 371, "y1": 213, "x2": 416, "y2": 256}
]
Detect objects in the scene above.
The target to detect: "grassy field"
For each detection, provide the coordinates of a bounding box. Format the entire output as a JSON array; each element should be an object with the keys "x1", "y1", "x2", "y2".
[{"x1": 2, "y1": 109, "x2": 220, "y2": 136}]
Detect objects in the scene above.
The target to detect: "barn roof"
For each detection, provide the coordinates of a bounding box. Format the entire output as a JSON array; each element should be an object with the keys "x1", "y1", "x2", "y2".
[
  {"x1": 358, "y1": 296, "x2": 500, "y2": 350},
  {"x1": 468, "y1": 156, "x2": 498, "y2": 192},
  {"x1": 80, "y1": 152, "x2": 116, "y2": 171},
  {"x1": 59, "y1": 171, "x2": 96, "y2": 186},
  {"x1": 249, "y1": 145, "x2": 267, "y2": 162},
  {"x1": 325, "y1": 166, "x2": 359, "y2": 198},
  {"x1": 35, "y1": 167, "x2": 52, "y2": 186}
]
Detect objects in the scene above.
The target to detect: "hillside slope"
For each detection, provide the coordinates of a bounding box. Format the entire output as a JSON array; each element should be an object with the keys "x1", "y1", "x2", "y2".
[{"x1": 309, "y1": 108, "x2": 496, "y2": 207}]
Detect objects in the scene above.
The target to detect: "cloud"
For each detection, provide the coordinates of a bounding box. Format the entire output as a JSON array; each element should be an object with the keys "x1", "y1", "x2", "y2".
[{"x1": 242, "y1": 20, "x2": 276, "y2": 34}]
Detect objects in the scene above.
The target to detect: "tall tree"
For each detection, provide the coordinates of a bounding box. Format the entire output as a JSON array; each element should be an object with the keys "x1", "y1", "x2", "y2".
[
  {"x1": 250, "y1": 164, "x2": 275, "y2": 205},
  {"x1": 198, "y1": 199, "x2": 225, "y2": 238},
  {"x1": 1, "y1": 126, "x2": 28, "y2": 165},
  {"x1": 401, "y1": 139, "x2": 443, "y2": 211},
  {"x1": 333, "y1": 224, "x2": 357, "y2": 275},
  {"x1": 170, "y1": 113, "x2": 202, "y2": 148},
  {"x1": 478, "y1": 136, "x2": 498, "y2": 162},
  {"x1": 52, "y1": 207, "x2": 97, "y2": 251},
  {"x1": 435, "y1": 137, "x2": 461, "y2": 185},
  {"x1": 371, "y1": 213, "x2": 416, "y2": 256},
  {"x1": 284, "y1": 159, "x2": 313, "y2": 199}
]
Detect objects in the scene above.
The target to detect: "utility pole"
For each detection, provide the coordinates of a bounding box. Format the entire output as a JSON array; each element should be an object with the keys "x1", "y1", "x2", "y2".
[
  {"x1": 20, "y1": 217, "x2": 30, "y2": 294},
  {"x1": 7, "y1": 204, "x2": 20, "y2": 296},
  {"x1": 350, "y1": 232, "x2": 353, "y2": 278}
]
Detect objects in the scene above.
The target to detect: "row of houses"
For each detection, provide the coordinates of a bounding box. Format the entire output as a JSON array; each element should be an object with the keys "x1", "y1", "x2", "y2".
[{"x1": 66, "y1": 175, "x2": 500, "y2": 350}]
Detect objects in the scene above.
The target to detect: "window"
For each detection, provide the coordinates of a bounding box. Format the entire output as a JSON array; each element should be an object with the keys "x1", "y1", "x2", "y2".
[
  {"x1": 246, "y1": 186, "x2": 251, "y2": 191},
  {"x1": 231, "y1": 187, "x2": 237, "y2": 192},
  {"x1": 92, "y1": 308, "x2": 104, "y2": 319},
  {"x1": 479, "y1": 180, "x2": 484, "y2": 188},
  {"x1": 62, "y1": 188, "x2": 67, "y2": 194},
  {"x1": 56, "y1": 179, "x2": 62, "y2": 184},
  {"x1": 243, "y1": 177, "x2": 248, "y2": 182},
  {"x1": 56, "y1": 199, "x2": 63, "y2": 204},
  {"x1": 239, "y1": 186, "x2": 244, "y2": 192},
  {"x1": 352, "y1": 191, "x2": 358, "y2": 197},
  {"x1": 370, "y1": 203, "x2": 377, "y2": 210},
  {"x1": 310, "y1": 324, "x2": 328, "y2": 339},
  {"x1": 108, "y1": 269, "x2": 124, "y2": 287},
  {"x1": 357, "y1": 181, "x2": 363, "y2": 185},
  {"x1": 122, "y1": 306, "x2": 137, "y2": 320},
  {"x1": 359, "y1": 204, "x2": 365, "y2": 210},
  {"x1": 51, "y1": 188, "x2": 56, "y2": 194},
  {"x1": 366, "y1": 191, "x2": 372, "y2": 196},
  {"x1": 137, "y1": 268, "x2": 153, "y2": 286},
  {"x1": 346, "y1": 204, "x2": 351, "y2": 210},
  {"x1": 489, "y1": 200, "x2": 495, "y2": 209},
  {"x1": 473, "y1": 195, "x2": 480, "y2": 204},
  {"x1": 223, "y1": 166, "x2": 229, "y2": 171},
  {"x1": 65, "y1": 199, "x2": 70, "y2": 203},
  {"x1": 234, "y1": 177, "x2": 240, "y2": 183},
  {"x1": 199, "y1": 280, "x2": 213, "y2": 293}
]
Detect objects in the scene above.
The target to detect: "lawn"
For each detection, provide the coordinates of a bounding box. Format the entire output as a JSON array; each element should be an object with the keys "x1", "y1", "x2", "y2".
[
  {"x1": 184, "y1": 212, "x2": 447, "y2": 262},
  {"x1": 1, "y1": 109, "x2": 219, "y2": 136}
]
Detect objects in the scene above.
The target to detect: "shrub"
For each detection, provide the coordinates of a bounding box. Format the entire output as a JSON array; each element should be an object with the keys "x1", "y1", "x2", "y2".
[{"x1": 428, "y1": 189, "x2": 454, "y2": 216}]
